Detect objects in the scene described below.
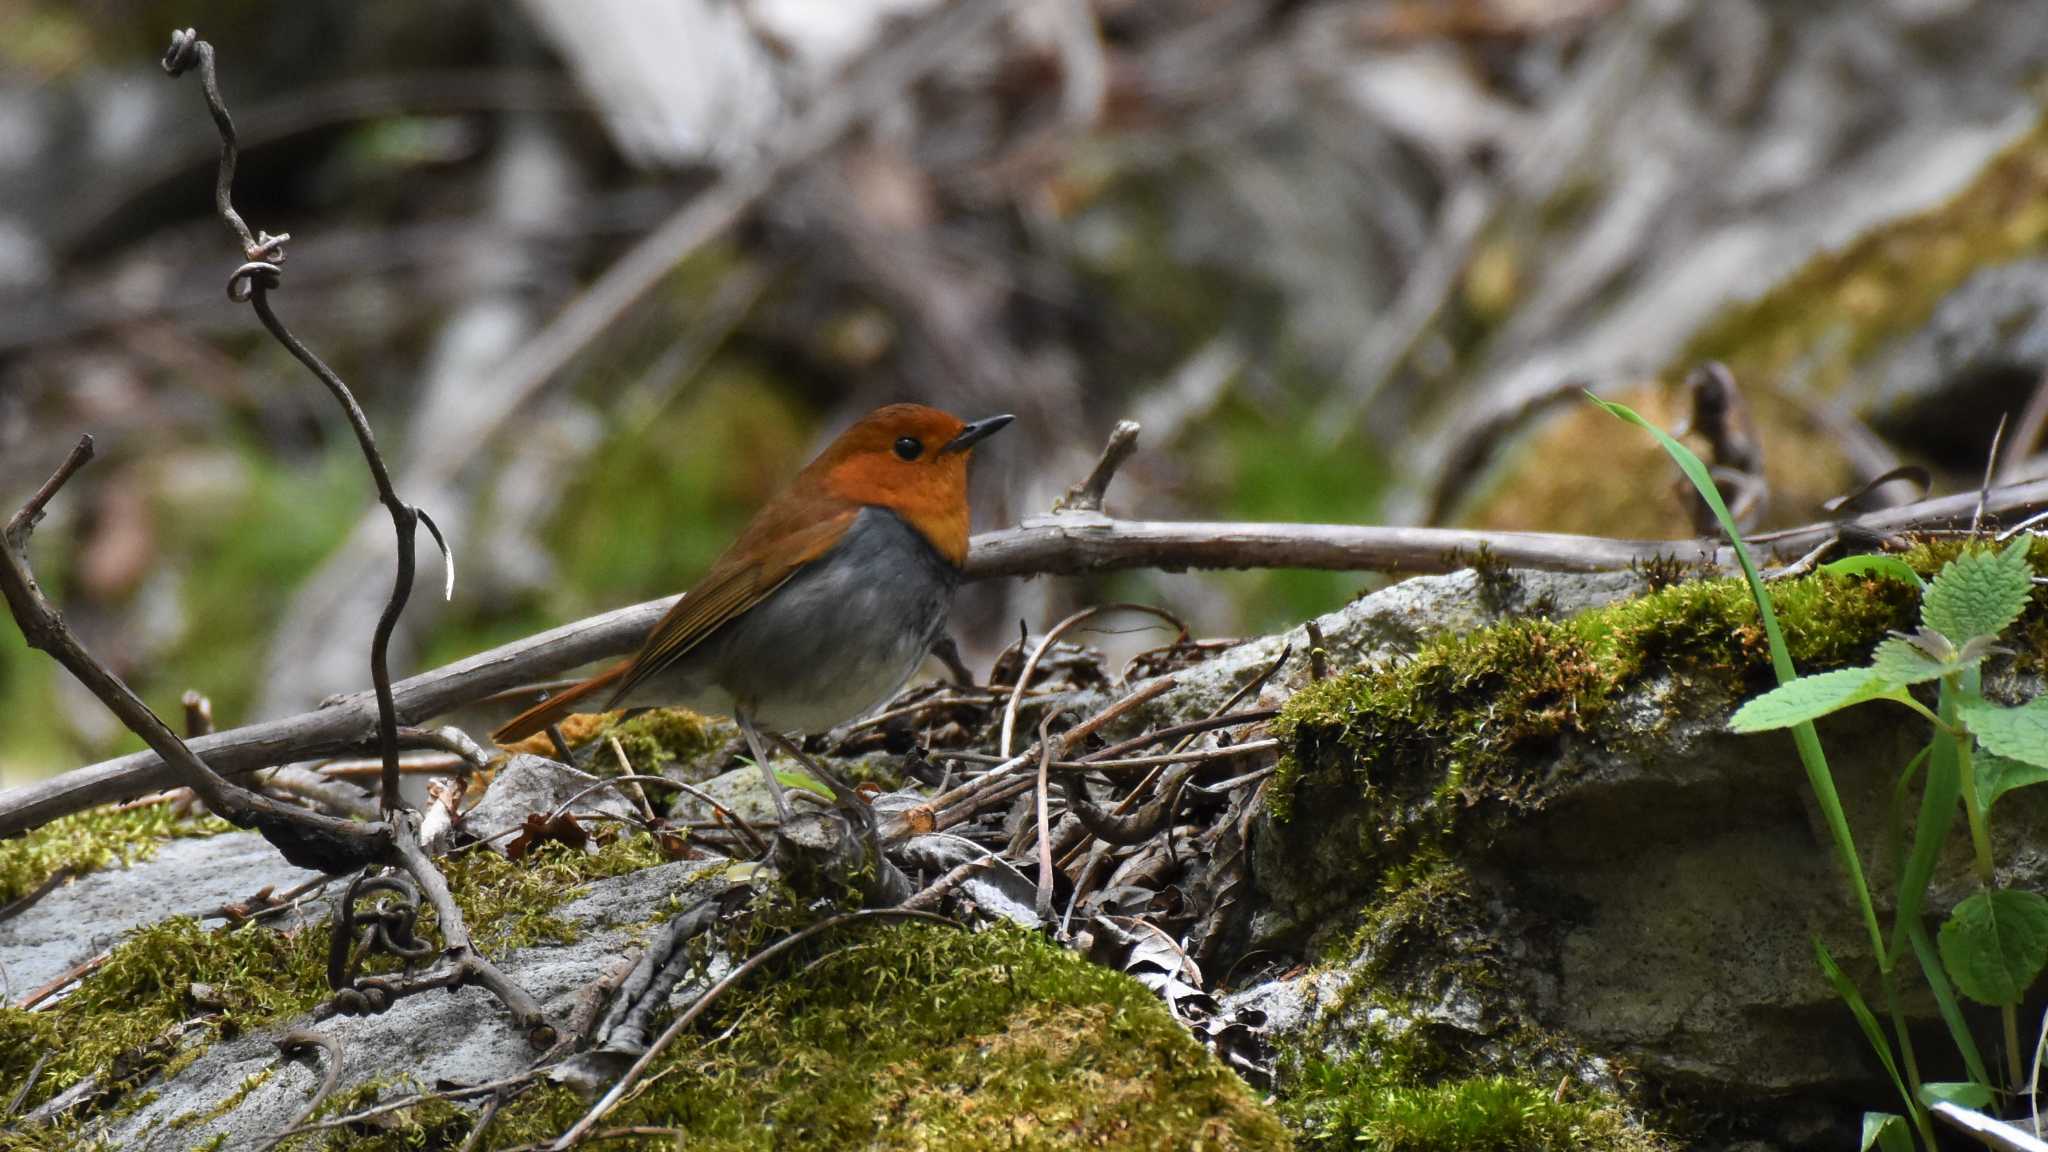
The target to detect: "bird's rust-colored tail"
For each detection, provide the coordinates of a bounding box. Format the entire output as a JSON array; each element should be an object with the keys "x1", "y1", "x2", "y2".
[{"x1": 491, "y1": 663, "x2": 627, "y2": 744}]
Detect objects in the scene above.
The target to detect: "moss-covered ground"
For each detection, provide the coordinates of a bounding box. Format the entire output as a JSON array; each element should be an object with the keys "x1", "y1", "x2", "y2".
[
  {"x1": 0, "y1": 803, "x2": 229, "y2": 907},
  {"x1": 306, "y1": 922, "x2": 1289, "y2": 1152},
  {"x1": 1272, "y1": 857, "x2": 1671, "y2": 1152},
  {"x1": 0, "y1": 828, "x2": 670, "y2": 1140},
  {"x1": 1, "y1": 812, "x2": 1291, "y2": 1150}
]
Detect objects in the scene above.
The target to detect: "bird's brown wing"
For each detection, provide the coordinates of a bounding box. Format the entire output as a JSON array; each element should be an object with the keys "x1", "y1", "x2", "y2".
[{"x1": 602, "y1": 505, "x2": 859, "y2": 709}]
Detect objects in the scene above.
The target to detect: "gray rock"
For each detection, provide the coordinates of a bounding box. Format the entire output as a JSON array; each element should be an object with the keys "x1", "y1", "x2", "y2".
[
  {"x1": 1247, "y1": 633, "x2": 2048, "y2": 1145},
  {"x1": 99, "y1": 858, "x2": 725, "y2": 1152},
  {"x1": 669, "y1": 763, "x2": 792, "y2": 827},
  {"x1": 1855, "y1": 258, "x2": 2048, "y2": 462},
  {"x1": 459, "y1": 754, "x2": 639, "y2": 850},
  {"x1": 0, "y1": 832, "x2": 326, "y2": 1002}
]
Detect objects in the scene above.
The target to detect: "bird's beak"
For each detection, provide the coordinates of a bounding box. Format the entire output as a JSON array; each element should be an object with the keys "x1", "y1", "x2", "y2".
[{"x1": 939, "y1": 414, "x2": 1014, "y2": 455}]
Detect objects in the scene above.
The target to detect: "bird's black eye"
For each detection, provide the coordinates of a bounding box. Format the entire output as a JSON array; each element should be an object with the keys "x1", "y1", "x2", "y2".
[{"x1": 893, "y1": 436, "x2": 923, "y2": 461}]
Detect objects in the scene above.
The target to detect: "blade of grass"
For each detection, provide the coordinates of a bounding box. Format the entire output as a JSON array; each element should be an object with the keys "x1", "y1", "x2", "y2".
[
  {"x1": 1821, "y1": 937, "x2": 1937, "y2": 1150},
  {"x1": 1592, "y1": 395, "x2": 1884, "y2": 958},
  {"x1": 1912, "y1": 919, "x2": 1994, "y2": 1089},
  {"x1": 1597, "y1": 393, "x2": 1930, "y2": 1141}
]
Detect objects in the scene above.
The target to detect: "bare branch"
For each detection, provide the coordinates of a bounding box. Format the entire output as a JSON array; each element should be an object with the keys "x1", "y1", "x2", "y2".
[
  {"x1": 6, "y1": 435, "x2": 96, "y2": 540},
  {"x1": 1053, "y1": 421, "x2": 1141, "y2": 514},
  {"x1": 8, "y1": 476, "x2": 2048, "y2": 838},
  {"x1": 258, "y1": 1030, "x2": 344, "y2": 1152},
  {"x1": 0, "y1": 438, "x2": 389, "y2": 874}
]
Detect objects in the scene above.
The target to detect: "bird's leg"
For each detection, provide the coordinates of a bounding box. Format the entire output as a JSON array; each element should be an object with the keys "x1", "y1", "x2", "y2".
[{"x1": 736, "y1": 710, "x2": 794, "y2": 824}]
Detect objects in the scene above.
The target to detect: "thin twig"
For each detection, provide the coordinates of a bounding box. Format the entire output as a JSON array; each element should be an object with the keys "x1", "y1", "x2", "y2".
[
  {"x1": 4, "y1": 435, "x2": 96, "y2": 539},
  {"x1": 1976, "y1": 413, "x2": 2010, "y2": 537},
  {"x1": 908, "y1": 677, "x2": 1176, "y2": 839},
  {"x1": 943, "y1": 739, "x2": 1280, "y2": 773},
  {"x1": 1000, "y1": 603, "x2": 1184, "y2": 758},
  {"x1": 165, "y1": 28, "x2": 442, "y2": 816},
  {"x1": 258, "y1": 1030, "x2": 344, "y2": 1152},
  {"x1": 278, "y1": 1070, "x2": 545, "y2": 1137},
  {"x1": 458, "y1": 1090, "x2": 506, "y2": 1152},
  {"x1": 1054, "y1": 421, "x2": 1141, "y2": 513},
  {"x1": 1034, "y1": 712, "x2": 1061, "y2": 925},
  {"x1": 4, "y1": 1052, "x2": 48, "y2": 1118},
  {"x1": 18, "y1": 950, "x2": 109, "y2": 1010},
  {"x1": 2008, "y1": 370, "x2": 2048, "y2": 485},
  {"x1": 0, "y1": 438, "x2": 390, "y2": 874},
  {"x1": 0, "y1": 866, "x2": 74, "y2": 925}
]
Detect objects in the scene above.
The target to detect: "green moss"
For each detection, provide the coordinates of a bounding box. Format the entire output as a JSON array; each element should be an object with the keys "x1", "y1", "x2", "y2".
[
  {"x1": 1284, "y1": 1057, "x2": 1663, "y2": 1152},
  {"x1": 434, "y1": 830, "x2": 675, "y2": 953},
  {"x1": 171, "y1": 1067, "x2": 273, "y2": 1129},
  {"x1": 1271, "y1": 552, "x2": 1936, "y2": 830},
  {"x1": 0, "y1": 915, "x2": 329, "y2": 1117},
  {"x1": 324, "y1": 922, "x2": 1288, "y2": 1151},
  {"x1": 1283, "y1": 863, "x2": 1666, "y2": 1151},
  {"x1": 301, "y1": 1077, "x2": 472, "y2": 1151},
  {"x1": 0, "y1": 804, "x2": 229, "y2": 906},
  {"x1": 0, "y1": 828, "x2": 675, "y2": 1134},
  {"x1": 570, "y1": 707, "x2": 731, "y2": 782}
]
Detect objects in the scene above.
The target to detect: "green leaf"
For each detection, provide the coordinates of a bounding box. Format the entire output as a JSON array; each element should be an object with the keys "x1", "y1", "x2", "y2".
[
  {"x1": 1976, "y1": 751, "x2": 2048, "y2": 812},
  {"x1": 1817, "y1": 937, "x2": 1914, "y2": 1118},
  {"x1": 1922, "y1": 536, "x2": 2034, "y2": 645},
  {"x1": 773, "y1": 769, "x2": 834, "y2": 799},
  {"x1": 1826, "y1": 554, "x2": 1927, "y2": 591},
  {"x1": 1860, "y1": 1112, "x2": 1913, "y2": 1152},
  {"x1": 1937, "y1": 887, "x2": 2048, "y2": 1006},
  {"x1": 1730, "y1": 668, "x2": 1897, "y2": 732},
  {"x1": 1917, "y1": 1081, "x2": 1995, "y2": 1110},
  {"x1": 1959, "y1": 697, "x2": 2048, "y2": 771},
  {"x1": 1870, "y1": 637, "x2": 1955, "y2": 686}
]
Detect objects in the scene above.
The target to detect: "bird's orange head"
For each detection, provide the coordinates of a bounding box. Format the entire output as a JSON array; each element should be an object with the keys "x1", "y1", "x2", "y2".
[{"x1": 797, "y1": 403, "x2": 1012, "y2": 568}]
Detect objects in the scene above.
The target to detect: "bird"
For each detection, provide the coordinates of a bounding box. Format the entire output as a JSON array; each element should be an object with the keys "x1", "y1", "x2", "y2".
[{"x1": 492, "y1": 402, "x2": 1013, "y2": 820}]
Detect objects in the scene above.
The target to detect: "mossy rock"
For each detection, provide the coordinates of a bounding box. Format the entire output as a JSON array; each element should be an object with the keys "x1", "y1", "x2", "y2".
[{"x1": 1254, "y1": 541, "x2": 2048, "y2": 1145}]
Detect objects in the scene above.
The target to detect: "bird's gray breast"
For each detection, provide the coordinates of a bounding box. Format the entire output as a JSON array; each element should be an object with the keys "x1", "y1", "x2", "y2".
[{"x1": 712, "y1": 505, "x2": 958, "y2": 731}]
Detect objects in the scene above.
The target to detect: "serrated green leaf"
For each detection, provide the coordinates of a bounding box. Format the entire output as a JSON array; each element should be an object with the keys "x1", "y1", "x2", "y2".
[
  {"x1": 1730, "y1": 668, "x2": 1896, "y2": 732},
  {"x1": 1826, "y1": 554, "x2": 1927, "y2": 591},
  {"x1": 1917, "y1": 1081, "x2": 1995, "y2": 1110},
  {"x1": 1975, "y1": 751, "x2": 2048, "y2": 812},
  {"x1": 1870, "y1": 637, "x2": 1954, "y2": 686},
  {"x1": 1861, "y1": 1112, "x2": 1912, "y2": 1152},
  {"x1": 1922, "y1": 536, "x2": 2034, "y2": 645},
  {"x1": 1959, "y1": 697, "x2": 2048, "y2": 771},
  {"x1": 1937, "y1": 887, "x2": 2048, "y2": 1006}
]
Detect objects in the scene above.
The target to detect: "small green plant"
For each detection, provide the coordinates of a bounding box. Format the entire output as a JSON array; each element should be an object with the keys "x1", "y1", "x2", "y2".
[{"x1": 1597, "y1": 393, "x2": 2047, "y2": 1150}]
